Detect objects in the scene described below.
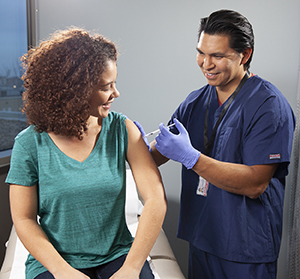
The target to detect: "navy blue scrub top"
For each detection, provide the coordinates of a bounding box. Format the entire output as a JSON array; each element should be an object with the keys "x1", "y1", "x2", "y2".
[{"x1": 169, "y1": 75, "x2": 295, "y2": 263}]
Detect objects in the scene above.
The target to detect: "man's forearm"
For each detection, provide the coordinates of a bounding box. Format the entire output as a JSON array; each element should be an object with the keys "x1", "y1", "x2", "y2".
[{"x1": 192, "y1": 153, "x2": 278, "y2": 199}]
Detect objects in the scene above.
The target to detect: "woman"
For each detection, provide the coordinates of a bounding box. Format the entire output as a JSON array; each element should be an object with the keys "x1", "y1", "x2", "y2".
[{"x1": 6, "y1": 28, "x2": 167, "y2": 279}]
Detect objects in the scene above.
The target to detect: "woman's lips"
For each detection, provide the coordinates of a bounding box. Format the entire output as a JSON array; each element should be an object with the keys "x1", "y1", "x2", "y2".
[{"x1": 102, "y1": 102, "x2": 112, "y2": 109}]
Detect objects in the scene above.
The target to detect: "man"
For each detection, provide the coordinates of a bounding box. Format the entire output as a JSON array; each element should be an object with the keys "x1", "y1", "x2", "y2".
[{"x1": 136, "y1": 9, "x2": 295, "y2": 279}]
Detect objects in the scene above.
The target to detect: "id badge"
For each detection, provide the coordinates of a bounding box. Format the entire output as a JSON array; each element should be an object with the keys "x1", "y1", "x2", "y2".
[{"x1": 196, "y1": 176, "x2": 209, "y2": 197}]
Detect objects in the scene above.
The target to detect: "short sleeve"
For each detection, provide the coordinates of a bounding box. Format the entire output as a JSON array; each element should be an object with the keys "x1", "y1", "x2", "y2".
[
  {"x1": 5, "y1": 139, "x2": 38, "y2": 186},
  {"x1": 243, "y1": 95, "x2": 295, "y2": 177}
]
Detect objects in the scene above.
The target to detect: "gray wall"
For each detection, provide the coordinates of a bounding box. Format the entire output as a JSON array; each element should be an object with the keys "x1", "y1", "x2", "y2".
[{"x1": 1, "y1": 0, "x2": 298, "y2": 277}]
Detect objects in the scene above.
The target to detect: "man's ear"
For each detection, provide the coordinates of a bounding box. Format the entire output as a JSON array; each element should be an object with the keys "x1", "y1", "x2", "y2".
[{"x1": 241, "y1": 48, "x2": 252, "y2": 66}]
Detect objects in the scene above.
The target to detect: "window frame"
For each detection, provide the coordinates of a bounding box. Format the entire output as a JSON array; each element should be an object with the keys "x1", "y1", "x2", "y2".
[{"x1": 0, "y1": 0, "x2": 37, "y2": 167}]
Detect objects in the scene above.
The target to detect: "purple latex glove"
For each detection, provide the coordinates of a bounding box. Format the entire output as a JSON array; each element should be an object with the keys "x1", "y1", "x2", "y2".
[
  {"x1": 155, "y1": 118, "x2": 201, "y2": 169},
  {"x1": 133, "y1": 120, "x2": 151, "y2": 152}
]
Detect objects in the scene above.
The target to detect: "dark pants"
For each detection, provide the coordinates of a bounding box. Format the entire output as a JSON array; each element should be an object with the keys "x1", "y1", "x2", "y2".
[
  {"x1": 35, "y1": 255, "x2": 154, "y2": 279},
  {"x1": 188, "y1": 243, "x2": 277, "y2": 279}
]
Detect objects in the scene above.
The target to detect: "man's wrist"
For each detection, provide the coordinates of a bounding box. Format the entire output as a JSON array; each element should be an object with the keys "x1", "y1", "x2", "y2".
[{"x1": 184, "y1": 150, "x2": 201, "y2": 169}]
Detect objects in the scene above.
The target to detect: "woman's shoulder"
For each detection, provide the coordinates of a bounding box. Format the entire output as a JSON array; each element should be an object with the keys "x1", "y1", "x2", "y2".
[
  {"x1": 15, "y1": 125, "x2": 37, "y2": 141},
  {"x1": 105, "y1": 111, "x2": 127, "y2": 127},
  {"x1": 102, "y1": 112, "x2": 128, "y2": 139},
  {"x1": 14, "y1": 125, "x2": 47, "y2": 148},
  {"x1": 107, "y1": 111, "x2": 126, "y2": 121},
  {"x1": 10, "y1": 125, "x2": 41, "y2": 161}
]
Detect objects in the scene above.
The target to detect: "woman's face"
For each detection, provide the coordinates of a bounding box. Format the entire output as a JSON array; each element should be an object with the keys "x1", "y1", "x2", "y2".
[{"x1": 89, "y1": 60, "x2": 119, "y2": 119}]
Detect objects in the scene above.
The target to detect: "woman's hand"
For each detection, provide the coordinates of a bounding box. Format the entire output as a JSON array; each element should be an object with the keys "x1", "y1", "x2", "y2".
[
  {"x1": 109, "y1": 266, "x2": 139, "y2": 279},
  {"x1": 53, "y1": 266, "x2": 90, "y2": 279}
]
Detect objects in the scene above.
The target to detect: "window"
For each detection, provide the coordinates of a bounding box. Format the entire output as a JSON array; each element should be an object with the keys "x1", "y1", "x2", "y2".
[{"x1": 0, "y1": 0, "x2": 31, "y2": 161}]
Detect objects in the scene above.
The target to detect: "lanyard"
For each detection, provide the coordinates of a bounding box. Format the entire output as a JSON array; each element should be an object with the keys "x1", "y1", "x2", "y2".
[{"x1": 203, "y1": 71, "x2": 249, "y2": 156}]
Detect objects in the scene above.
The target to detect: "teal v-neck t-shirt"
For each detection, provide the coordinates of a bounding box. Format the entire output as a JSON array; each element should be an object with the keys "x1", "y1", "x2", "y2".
[{"x1": 6, "y1": 112, "x2": 133, "y2": 279}]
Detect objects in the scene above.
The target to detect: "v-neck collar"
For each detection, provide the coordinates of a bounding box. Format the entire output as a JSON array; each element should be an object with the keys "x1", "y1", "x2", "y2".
[{"x1": 45, "y1": 119, "x2": 106, "y2": 165}]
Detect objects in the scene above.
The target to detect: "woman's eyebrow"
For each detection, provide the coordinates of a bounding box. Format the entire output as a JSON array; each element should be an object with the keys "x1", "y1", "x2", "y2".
[
  {"x1": 101, "y1": 81, "x2": 114, "y2": 87},
  {"x1": 101, "y1": 74, "x2": 118, "y2": 87}
]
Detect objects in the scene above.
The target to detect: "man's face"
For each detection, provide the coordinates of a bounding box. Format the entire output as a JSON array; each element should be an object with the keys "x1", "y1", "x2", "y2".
[{"x1": 196, "y1": 32, "x2": 246, "y2": 94}]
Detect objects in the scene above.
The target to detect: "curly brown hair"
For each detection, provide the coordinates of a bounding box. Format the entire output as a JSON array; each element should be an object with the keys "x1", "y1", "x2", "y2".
[{"x1": 21, "y1": 27, "x2": 118, "y2": 139}]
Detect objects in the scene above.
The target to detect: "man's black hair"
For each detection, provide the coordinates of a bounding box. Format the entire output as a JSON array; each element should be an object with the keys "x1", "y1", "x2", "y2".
[{"x1": 198, "y1": 10, "x2": 254, "y2": 70}]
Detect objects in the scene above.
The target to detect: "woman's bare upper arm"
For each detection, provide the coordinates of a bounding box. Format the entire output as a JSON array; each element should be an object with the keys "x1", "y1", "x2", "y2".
[
  {"x1": 125, "y1": 119, "x2": 165, "y2": 201},
  {"x1": 10, "y1": 184, "x2": 38, "y2": 223}
]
